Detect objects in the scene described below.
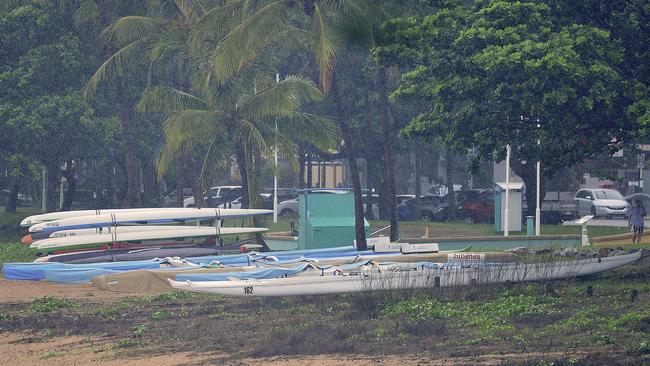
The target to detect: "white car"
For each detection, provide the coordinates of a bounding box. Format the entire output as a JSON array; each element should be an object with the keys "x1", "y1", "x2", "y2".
[
  {"x1": 183, "y1": 185, "x2": 242, "y2": 207},
  {"x1": 277, "y1": 189, "x2": 376, "y2": 217},
  {"x1": 575, "y1": 188, "x2": 629, "y2": 218}
]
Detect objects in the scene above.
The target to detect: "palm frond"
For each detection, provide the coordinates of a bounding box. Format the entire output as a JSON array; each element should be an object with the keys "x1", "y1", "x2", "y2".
[
  {"x1": 234, "y1": 118, "x2": 272, "y2": 159},
  {"x1": 277, "y1": 112, "x2": 340, "y2": 152},
  {"x1": 137, "y1": 86, "x2": 210, "y2": 113},
  {"x1": 240, "y1": 76, "x2": 323, "y2": 119},
  {"x1": 103, "y1": 16, "x2": 166, "y2": 48},
  {"x1": 187, "y1": 0, "x2": 247, "y2": 54},
  {"x1": 73, "y1": 0, "x2": 99, "y2": 26},
  {"x1": 83, "y1": 38, "x2": 148, "y2": 99},
  {"x1": 312, "y1": 2, "x2": 338, "y2": 92},
  {"x1": 208, "y1": 0, "x2": 290, "y2": 83},
  {"x1": 148, "y1": 28, "x2": 189, "y2": 66},
  {"x1": 162, "y1": 109, "x2": 225, "y2": 155}
]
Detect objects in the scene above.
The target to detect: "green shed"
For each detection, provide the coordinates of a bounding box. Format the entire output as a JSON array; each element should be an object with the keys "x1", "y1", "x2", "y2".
[{"x1": 298, "y1": 192, "x2": 370, "y2": 249}]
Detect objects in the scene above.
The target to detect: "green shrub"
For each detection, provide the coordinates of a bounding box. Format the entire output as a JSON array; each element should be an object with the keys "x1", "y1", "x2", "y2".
[{"x1": 0, "y1": 242, "x2": 37, "y2": 268}]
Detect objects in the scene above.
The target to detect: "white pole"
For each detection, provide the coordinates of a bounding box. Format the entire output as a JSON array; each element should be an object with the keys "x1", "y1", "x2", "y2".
[
  {"x1": 536, "y1": 160, "x2": 541, "y2": 236},
  {"x1": 41, "y1": 166, "x2": 47, "y2": 213},
  {"x1": 535, "y1": 122, "x2": 541, "y2": 236},
  {"x1": 273, "y1": 73, "x2": 279, "y2": 223},
  {"x1": 504, "y1": 144, "x2": 511, "y2": 237},
  {"x1": 59, "y1": 179, "x2": 64, "y2": 210}
]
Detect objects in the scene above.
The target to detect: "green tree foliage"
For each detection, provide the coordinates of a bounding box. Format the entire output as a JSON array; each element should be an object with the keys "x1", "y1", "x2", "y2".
[
  {"x1": 378, "y1": 0, "x2": 637, "y2": 212},
  {"x1": 0, "y1": 2, "x2": 100, "y2": 211}
]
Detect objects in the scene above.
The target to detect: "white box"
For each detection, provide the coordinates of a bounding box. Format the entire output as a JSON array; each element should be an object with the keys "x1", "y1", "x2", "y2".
[
  {"x1": 373, "y1": 242, "x2": 402, "y2": 253},
  {"x1": 401, "y1": 242, "x2": 439, "y2": 254}
]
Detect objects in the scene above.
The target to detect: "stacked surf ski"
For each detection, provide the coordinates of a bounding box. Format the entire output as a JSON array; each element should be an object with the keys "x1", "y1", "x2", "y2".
[{"x1": 20, "y1": 207, "x2": 271, "y2": 263}]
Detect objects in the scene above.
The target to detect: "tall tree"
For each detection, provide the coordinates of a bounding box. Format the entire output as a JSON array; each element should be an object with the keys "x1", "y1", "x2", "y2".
[{"x1": 380, "y1": 0, "x2": 633, "y2": 215}]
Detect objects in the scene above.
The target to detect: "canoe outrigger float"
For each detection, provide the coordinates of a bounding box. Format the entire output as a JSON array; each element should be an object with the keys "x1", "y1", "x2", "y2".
[{"x1": 168, "y1": 251, "x2": 643, "y2": 297}]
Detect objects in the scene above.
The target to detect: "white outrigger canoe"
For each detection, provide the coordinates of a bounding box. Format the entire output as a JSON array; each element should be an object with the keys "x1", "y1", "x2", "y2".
[
  {"x1": 28, "y1": 208, "x2": 272, "y2": 233},
  {"x1": 168, "y1": 251, "x2": 642, "y2": 297},
  {"x1": 30, "y1": 227, "x2": 268, "y2": 253},
  {"x1": 20, "y1": 208, "x2": 198, "y2": 227}
]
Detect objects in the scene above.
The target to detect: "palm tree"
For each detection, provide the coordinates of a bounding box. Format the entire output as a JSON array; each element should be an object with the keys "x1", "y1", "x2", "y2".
[
  {"x1": 189, "y1": 0, "x2": 401, "y2": 249},
  {"x1": 81, "y1": 0, "x2": 207, "y2": 207},
  {"x1": 136, "y1": 75, "x2": 339, "y2": 209}
]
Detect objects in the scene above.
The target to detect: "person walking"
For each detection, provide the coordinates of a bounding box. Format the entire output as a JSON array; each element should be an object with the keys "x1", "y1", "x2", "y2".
[{"x1": 628, "y1": 200, "x2": 647, "y2": 243}]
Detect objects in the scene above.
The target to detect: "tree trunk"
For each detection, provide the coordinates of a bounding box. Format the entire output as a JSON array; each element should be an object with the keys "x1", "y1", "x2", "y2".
[
  {"x1": 377, "y1": 66, "x2": 398, "y2": 241},
  {"x1": 192, "y1": 178, "x2": 204, "y2": 208},
  {"x1": 61, "y1": 161, "x2": 76, "y2": 211},
  {"x1": 234, "y1": 141, "x2": 250, "y2": 208},
  {"x1": 176, "y1": 150, "x2": 184, "y2": 207},
  {"x1": 116, "y1": 78, "x2": 139, "y2": 208},
  {"x1": 5, "y1": 178, "x2": 19, "y2": 213},
  {"x1": 298, "y1": 148, "x2": 306, "y2": 188},
  {"x1": 332, "y1": 75, "x2": 366, "y2": 250},
  {"x1": 414, "y1": 141, "x2": 422, "y2": 220},
  {"x1": 250, "y1": 148, "x2": 264, "y2": 228},
  {"x1": 511, "y1": 158, "x2": 541, "y2": 217},
  {"x1": 141, "y1": 155, "x2": 155, "y2": 207},
  {"x1": 306, "y1": 153, "x2": 313, "y2": 188},
  {"x1": 446, "y1": 146, "x2": 457, "y2": 221},
  {"x1": 365, "y1": 165, "x2": 374, "y2": 219},
  {"x1": 46, "y1": 161, "x2": 59, "y2": 212}
]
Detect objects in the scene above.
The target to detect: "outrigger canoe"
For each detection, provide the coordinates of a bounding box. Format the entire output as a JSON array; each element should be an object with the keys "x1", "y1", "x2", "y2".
[
  {"x1": 30, "y1": 227, "x2": 268, "y2": 253},
  {"x1": 168, "y1": 251, "x2": 642, "y2": 297},
  {"x1": 28, "y1": 208, "x2": 272, "y2": 233}
]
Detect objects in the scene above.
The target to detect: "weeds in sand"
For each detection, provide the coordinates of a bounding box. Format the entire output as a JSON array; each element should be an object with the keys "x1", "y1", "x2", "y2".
[
  {"x1": 42, "y1": 351, "x2": 59, "y2": 358},
  {"x1": 41, "y1": 329, "x2": 53, "y2": 337},
  {"x1": 626, "y1": 340, "x2": 650, "y2": 355},
  {"x1": 144, "y1": 291, "x2": 195, "y2": 302},
  {"x1": 591, "y1": 331, "x2": 614, "y2": 345},
  {"x1": 151, "y1": 310, "x2": 172, "y2": 319},
  {"x1": 132, "y1": 324, "x2": 147, "y2": 337},
  {"x1": 89, "y1": 307, "x2": 120, "y2": 320},
  {"x1": 116, "y1": 338, "x2": 137, "y2": 348},
  {"x1": 30, "y1": 296, "x2": 79, "y2": 313}
]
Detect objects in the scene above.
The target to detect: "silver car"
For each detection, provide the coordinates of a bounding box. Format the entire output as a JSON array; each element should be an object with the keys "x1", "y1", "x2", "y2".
[{"x1": 575, "y1": 189, "x2": 629, "y2": 218}]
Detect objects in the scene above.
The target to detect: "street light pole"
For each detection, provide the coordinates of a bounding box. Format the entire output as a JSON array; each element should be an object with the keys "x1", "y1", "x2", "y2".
[
  {"x1": 273, "y1": 73, "x2": 279, "y2": 223},
  {"x1": 504, "y1": 144, "x2": 511, "y2": 237},
  {"x1": 536, "y1": 160, "x2": 541, "y2": 236},
  {"x1": 536, "y1": 122, "x2": 541, "y2": 236}
]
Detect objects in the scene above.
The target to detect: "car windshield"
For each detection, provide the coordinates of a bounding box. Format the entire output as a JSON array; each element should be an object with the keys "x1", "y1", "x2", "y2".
[{"x1": 594, "y1": 189, "x2": 624, "y2": 200}]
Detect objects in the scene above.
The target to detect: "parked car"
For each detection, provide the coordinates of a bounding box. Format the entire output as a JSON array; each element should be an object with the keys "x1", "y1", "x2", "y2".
[
  {"x1": 0, "y1": 190, "x2": 33, "y2": 207},
  {"x1": 456, "y1": 189, "x2": 494, "y2": 223},
  {"x1": 277, "y1": 189, "x2": 350, "y2": 216},
  {"x1": 184, "y1": 185, "x2": 242, "y2": 207},
  {"x1": 162, "y1": 188, "x2": 194, "y2": 207},
  {"x1": 575, "y1": 188, "x2": 629, "y2": 218},
  {"x1": 397, "y1": 195, "x2": 446, "y2": 221},
  {"x1": 396, "y1": 194, "x2": 415, "y2": 206},
  {"x1": 217, "y1": 196, "x2": 243, "y2": 209}
]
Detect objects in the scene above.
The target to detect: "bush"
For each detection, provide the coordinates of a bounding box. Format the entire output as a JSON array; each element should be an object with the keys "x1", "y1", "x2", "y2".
[{"x1": 0, "y1": 242, "x2": 37, "y2": 268}]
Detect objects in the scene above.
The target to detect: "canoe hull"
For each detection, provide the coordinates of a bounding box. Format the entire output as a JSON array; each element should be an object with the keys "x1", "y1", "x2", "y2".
[{"x1": 169, "y1": 252, "x2": 642, "y2": 297}]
